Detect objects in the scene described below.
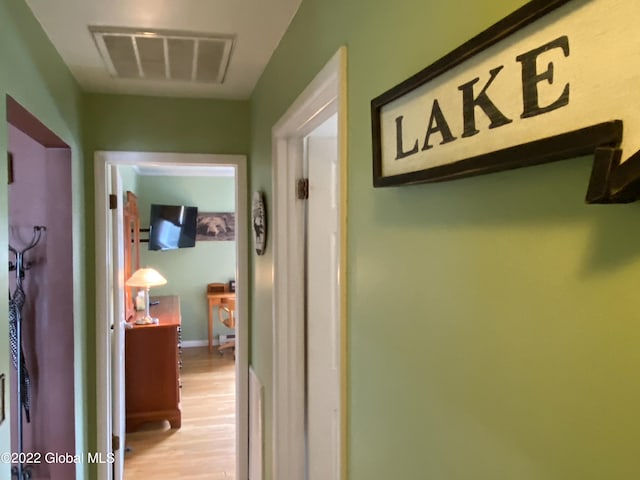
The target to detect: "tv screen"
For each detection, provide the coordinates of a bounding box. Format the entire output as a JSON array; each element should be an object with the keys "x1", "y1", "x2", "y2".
[{"x1": 148, "y1": 204, "x2": 198, "y2": 251}]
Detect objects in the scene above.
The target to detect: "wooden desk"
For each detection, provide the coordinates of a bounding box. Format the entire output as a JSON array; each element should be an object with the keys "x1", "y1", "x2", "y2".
[
  {"x1": 207, "y1": 292, "x2": 235, "y2": 352},
  {"x1": 125, "y1": 295, "x2": 182, "y2": 432}
]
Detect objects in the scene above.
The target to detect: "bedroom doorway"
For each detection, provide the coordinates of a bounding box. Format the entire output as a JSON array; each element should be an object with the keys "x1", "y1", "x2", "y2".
[{"x1": 94, "y1": 151, "x2": 248, "y2": 480}]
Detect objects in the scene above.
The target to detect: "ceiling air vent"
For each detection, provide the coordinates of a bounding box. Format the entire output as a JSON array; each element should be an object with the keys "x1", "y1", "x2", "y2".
[{"x1": 90, "y1": 27, "x2": 234, "y2": 84}]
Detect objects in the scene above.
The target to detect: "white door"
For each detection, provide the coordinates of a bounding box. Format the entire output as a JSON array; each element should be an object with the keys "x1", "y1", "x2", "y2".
[
  {"x1": 109, "y1": 165, "x2": 126, "y2": 479},
  {"x1": 306, "y1": 129, "x2": 340, "y2": 480}
]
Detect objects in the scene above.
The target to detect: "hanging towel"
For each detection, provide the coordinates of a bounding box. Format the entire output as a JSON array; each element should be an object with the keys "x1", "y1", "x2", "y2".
[{"x1": 8, "y1": 285, "x2": 31, "y2": 423}]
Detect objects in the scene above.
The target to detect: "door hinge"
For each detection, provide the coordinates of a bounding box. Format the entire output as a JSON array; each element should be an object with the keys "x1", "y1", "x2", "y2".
[
  {"x1": 112, "y1": 434, "x2": 120, "y2": 452},
  {"x1": 297, "y1": 178, "x2": 309, "y2": 200},
  {"x1": 109, "y1": 194, "x2": 118, "y2": 210}
]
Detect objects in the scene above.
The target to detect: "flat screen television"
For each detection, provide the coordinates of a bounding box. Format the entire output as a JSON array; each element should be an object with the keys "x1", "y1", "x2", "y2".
[{"x1": 148, "y1": 204, "x2": 198, "y2": 251}]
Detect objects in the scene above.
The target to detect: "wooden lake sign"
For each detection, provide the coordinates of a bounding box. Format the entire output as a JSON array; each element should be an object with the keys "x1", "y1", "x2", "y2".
[{"x1": 371, "y1": 0, "x2": 640, "y2": 203}]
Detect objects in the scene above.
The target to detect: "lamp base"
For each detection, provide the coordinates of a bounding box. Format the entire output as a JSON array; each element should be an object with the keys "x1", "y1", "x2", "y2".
[{"x1": 135, "y1": 315, "x2": 159, "y2": 325}]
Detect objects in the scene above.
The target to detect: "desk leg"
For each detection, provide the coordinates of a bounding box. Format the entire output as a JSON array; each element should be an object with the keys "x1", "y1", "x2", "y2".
[{"x1": 208, "y1": 299, "x2": 214, "y2": 353}]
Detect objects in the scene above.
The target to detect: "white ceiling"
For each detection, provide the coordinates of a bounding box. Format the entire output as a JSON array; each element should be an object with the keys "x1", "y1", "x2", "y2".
[{"x1": 25, "y1": 0, "x2": 302, "y2": 99}]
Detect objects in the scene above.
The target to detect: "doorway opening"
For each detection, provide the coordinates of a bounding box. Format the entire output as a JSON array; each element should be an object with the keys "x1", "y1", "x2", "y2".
[
  {"x1": 271, "y1": 47, "x2": 347, "y2": 480},
  {"x1": 6, "y1": 95, "x2": 76, "y2": 480},
  {"x1": 94, "y1": 151, "x2": 248, "y2": 480}
]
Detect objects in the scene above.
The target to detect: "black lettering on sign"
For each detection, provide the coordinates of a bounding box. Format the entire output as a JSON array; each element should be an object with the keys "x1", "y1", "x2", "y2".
[
  {"x1": 422, "y1": 99, "x2": 457, "y2": 151},
  {"x1": 395, "y1": 115, "x2": 419, "y2": 160},
  {"x1": 517, "y1": 35, "x2": 570, "y2": 118},
  {"x1": 458, "y1": 66, "x2": 513, "y2": 138}
]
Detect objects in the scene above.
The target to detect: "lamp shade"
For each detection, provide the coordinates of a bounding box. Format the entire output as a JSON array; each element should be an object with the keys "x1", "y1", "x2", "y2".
[{"x1": 125, "y1": 267, "x2": 167, "y2": 288}]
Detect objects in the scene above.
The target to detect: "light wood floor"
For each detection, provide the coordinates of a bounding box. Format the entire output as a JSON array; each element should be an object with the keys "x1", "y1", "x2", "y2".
[{"x1": 124, "y1": 346, "x2": 236, "y2": 479}]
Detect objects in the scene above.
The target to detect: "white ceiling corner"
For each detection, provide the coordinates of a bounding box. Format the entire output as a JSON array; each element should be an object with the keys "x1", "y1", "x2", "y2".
[{"x1": 25, "y1": 0, "x2": 302, "y2": 99}]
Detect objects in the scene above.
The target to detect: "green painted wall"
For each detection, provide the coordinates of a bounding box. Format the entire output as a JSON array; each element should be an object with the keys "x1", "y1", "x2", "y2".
[
  {"x1": 83, "y1": 94, "x2": 250, "y2": 154},
  {"x1": 137, "y1": 175, "x2": 236, "y2": 341},
  {"x1": 251, "y1": 1, "x2": 640, "y2": 479},
  {"x1": 0, "y1": 0, "x2": 87, "y2": 478},
  {"x1": 119, "y1": 165, "x2": 139, "y2": 197}
]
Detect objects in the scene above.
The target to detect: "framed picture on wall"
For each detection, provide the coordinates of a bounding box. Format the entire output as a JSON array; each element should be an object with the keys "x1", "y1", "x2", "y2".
[
  {"x1": 196, "y1": 212, "x2": 235, "y2": 241},
  {"x1": 252, "y1": 191, "x2": 266, "y2": 255}
]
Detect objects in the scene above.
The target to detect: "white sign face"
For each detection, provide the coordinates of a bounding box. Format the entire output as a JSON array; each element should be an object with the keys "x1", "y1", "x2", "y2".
[{"x1": 372, "y1": 0, "x2": 640, "y2": 201}]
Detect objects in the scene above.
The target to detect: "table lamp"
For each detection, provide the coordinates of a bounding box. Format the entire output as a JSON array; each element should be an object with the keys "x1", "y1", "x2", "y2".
[{"x1": 126, "y1": 267, "x2": 167, "y2": 324}]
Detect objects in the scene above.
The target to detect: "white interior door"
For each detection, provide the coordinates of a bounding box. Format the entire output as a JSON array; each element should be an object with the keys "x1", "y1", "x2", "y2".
[
  {"x1": 306, "y1": 131, "x2": 340, "y2": 480},
  {"x1": 110, "y1": 165, "x2": 126, "y2": 479}
]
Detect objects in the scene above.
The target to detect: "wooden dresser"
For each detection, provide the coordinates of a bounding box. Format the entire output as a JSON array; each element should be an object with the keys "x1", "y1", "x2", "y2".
[{"x1": 125, "y1": 295, "x2": 182, "y2": 432}]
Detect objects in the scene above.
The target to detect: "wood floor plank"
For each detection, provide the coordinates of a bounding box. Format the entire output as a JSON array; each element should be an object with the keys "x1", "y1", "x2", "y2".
[{"x1": 124, "y1": 346, "x2": 236, "y2": 479}]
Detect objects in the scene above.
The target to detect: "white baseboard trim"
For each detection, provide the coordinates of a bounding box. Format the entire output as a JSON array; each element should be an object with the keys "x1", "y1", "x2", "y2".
[{"x1": 182, "y1": 339, "x2": 215, "y2": 348}]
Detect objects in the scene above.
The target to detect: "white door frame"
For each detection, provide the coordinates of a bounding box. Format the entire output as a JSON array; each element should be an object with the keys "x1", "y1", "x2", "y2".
[
  {"x1": 271, "y1": 46, "x2": 348, "y2": 480},
  {"x1": 108, "y1": 164, "x2": 126, "y2": 480},
  {"x1": 94, "y1": 151, "x2": 249, "y2": 480}
]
